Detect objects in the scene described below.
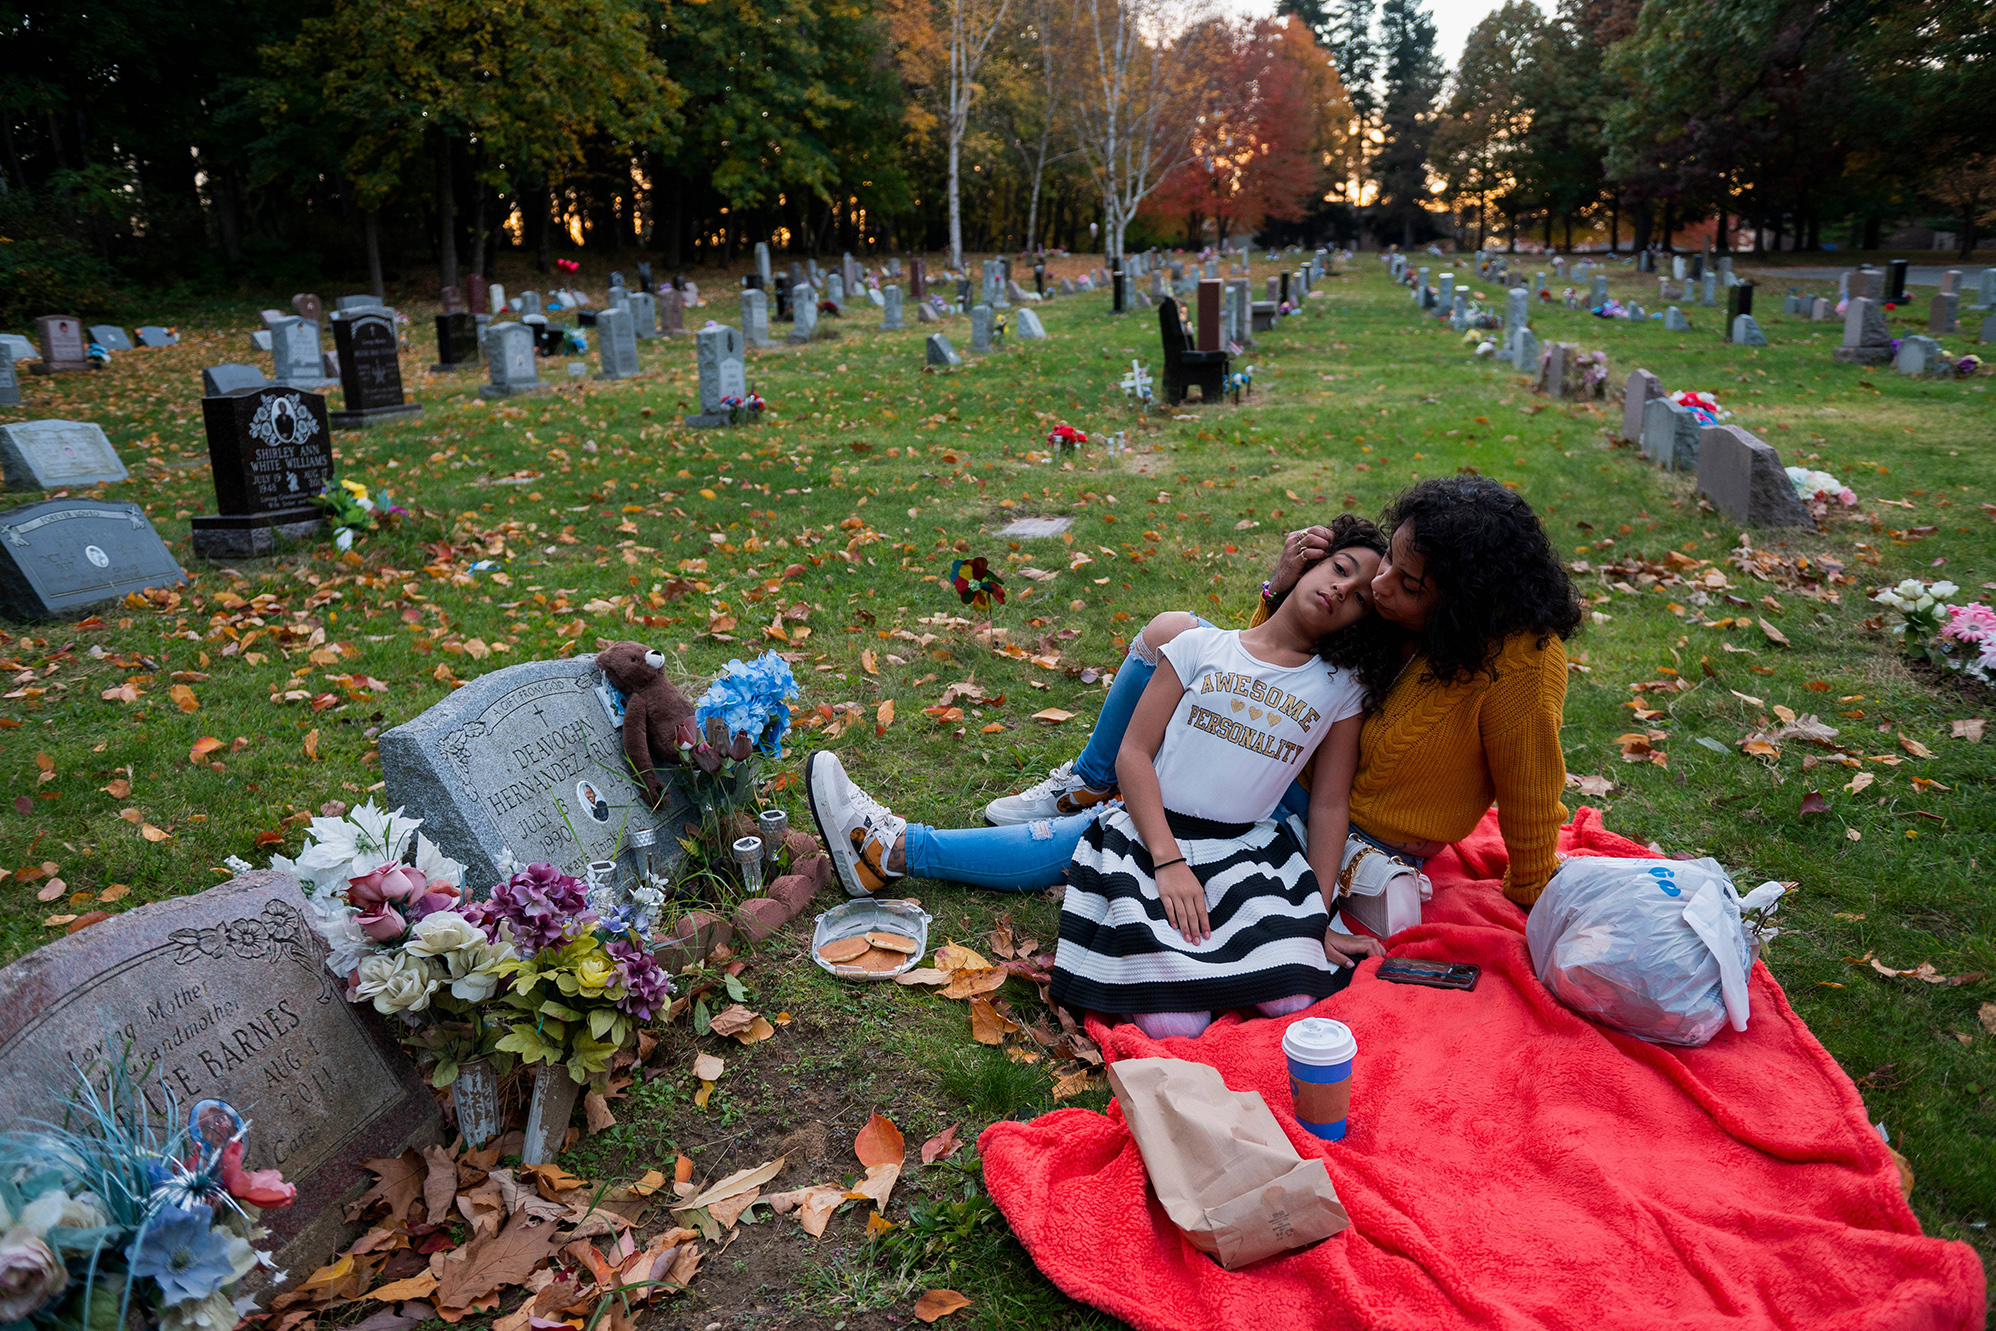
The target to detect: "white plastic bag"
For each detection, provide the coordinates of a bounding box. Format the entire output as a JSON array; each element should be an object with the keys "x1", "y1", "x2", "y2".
[{"x1": 1526, "y1": 857, "x2": 1784, "y2": 1047}]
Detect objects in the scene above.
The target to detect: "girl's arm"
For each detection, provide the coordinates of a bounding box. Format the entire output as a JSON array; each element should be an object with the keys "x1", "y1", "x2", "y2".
[
  {"x1": 1306, "y1": 715, "x2": 1384, "y2": 967},
  {"x1": 1115, "y1": 657, "x2": 1210, "y2": 943}
]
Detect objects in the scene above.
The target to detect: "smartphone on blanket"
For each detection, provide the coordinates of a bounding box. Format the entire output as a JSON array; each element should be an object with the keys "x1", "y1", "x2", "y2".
[{"x1": 1378, "y1": 958, "x2": 1480, "y2": 991}]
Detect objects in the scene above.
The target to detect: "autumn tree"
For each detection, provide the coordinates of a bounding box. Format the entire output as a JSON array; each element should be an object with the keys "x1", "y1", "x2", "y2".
[{"x1": 1071, "y1": 0, "x2": 1209, "y2": 259}]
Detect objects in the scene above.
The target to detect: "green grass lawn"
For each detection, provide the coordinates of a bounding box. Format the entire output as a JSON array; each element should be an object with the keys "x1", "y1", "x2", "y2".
[{"x1": 2, "y1": 249, "x2": 1990, "y2": 1326}]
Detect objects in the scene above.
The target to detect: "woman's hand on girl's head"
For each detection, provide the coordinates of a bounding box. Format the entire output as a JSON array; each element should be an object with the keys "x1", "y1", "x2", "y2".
[
  {"x1": 1269, "y1": 525, "x2": 1337, "y2": 598},
  {"x1": 1157, "y1": 862, "x2": 1212, "y2": 944},
  {"x1": 1323, "y1": 928, "x2": 1385, "y2": 968}
]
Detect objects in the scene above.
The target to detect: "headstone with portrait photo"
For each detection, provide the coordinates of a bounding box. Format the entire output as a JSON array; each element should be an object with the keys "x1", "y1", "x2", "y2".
[{"x1": 191, "y1": 384, "x2": 333, "y2": 559}]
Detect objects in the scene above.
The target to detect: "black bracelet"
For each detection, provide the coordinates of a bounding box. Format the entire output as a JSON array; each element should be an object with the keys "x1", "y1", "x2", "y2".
[{"x1": 1153, "y1": 856, "x2": 1187, "y2": 871}]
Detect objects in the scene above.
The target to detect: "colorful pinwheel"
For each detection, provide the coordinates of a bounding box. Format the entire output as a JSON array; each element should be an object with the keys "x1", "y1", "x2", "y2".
[{"x1": 950, "y1": 557, "x2": 1005, "y2": 611}]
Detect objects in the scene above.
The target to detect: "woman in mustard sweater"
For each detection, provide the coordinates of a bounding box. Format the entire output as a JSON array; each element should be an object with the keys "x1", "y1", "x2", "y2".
[{"x1": 805, "y1": 476, "x2": 1582, "y2": 915}]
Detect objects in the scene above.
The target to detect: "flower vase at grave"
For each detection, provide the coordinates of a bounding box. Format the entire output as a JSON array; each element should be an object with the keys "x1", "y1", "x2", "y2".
[
  {"x1": 521, "y1": 1065, "x2": 582, "y2": 1165},
  {"x1": 453, "y1": 1059, "x2": 503, "y2": 1147}
]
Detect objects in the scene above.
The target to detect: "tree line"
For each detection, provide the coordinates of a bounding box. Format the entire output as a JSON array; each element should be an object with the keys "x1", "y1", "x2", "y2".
[{"x1": 3, "y1": 0, "x2": 1989, "y2": 321}]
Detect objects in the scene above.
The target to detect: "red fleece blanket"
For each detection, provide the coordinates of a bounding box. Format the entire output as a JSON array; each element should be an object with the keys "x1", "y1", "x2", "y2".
[{"x1": 981, "y1": 808, "x2": 1986, "y2": 1331}]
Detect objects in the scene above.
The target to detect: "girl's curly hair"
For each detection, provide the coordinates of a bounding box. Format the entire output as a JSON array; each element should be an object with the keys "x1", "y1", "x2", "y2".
[
  {"x1": 1380, "y1": 477, "x2": 1581, "y2": 684},
  {"x1": 1295, "y1": 513, "x2": 1406, "y2": 712}
]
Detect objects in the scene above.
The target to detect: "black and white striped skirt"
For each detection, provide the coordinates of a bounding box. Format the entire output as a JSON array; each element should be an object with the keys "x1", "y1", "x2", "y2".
[{"x1": 1050, "y1": 808, "x2": 1348, "y2": 1015}]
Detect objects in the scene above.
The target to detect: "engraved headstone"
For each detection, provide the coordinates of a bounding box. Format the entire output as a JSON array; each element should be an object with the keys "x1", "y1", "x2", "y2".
[
  {"x1": 1591, "y1": 275, "x2": 1608, "y2": 306},
  {"x1": 755, "y1": 242, "x2": 773, "y2": 288},
  {"x1": 88, "y1": 325, "x2": 133, "y2": 352},
  {"x1": 910, "y1": 256, "x2": 927, "y2": 301},
  {"x1": 488, "y1": 283, "x2": 507, "y2": 317},
  {"x1": 916, "y1": 301, "x2": 939, "y2": 324},
  {"x1": 882, "y1": 285, "x2": 904, "y2": 331},
  {"x1": 661, "y1": 289, "x2": 686, "y2": 336},
  {"x1": 595, "y1": 307, "x2": 640, "y2": 381},
  {"x1": 0, "y1": 869, "x2": 442, "y2": 1277},
  {"x1": 1014, "y1": 308, "x2": 1047, "y2": 340},
  {"x1": 480, "y1": 323, "x2": 549, "y2": 398},
  {"x1": 466, "y1": 274, "x2": 488, "y2": 317},
  {"x1": 330, "y1": 312, "x2": 420, "y2": 428},
  {"x1": 1, "y1": 334, "x2": 33, "y2": 362},
  {"x1": 440, "y1": 286, "x2": 467, "y2": 315},
  {"x1": 431, "y1": 313, "x2": 479, "y2": 372},
  {"x1": 0, "y1": 498, "x2": 181, "y2": 617},
  {"x1": 1640, "y1": 396, "x2": 1700, "y2": 470},
  {"x1": 0, "y1": 352, "x2": 18, "y2": 408},
  {"x1": 202, "y1": 364, "x2": 269, "y2": 397},
  {"x1": 0, "y1": 419, "x2": 129, "y2": 491},
  {"x1": 689, "y1": 324, "x2": 750, "y2": 427},
  {"x1": 970, "y1": 304, "x2": 995, "y2": 353},
  {"x1": 1885, "y1": 260, "x2": 1909, "y2": 305},
  {"x1": 1696, "y1": 425, "x2": 1813, "y2": 528},
  {"x1": 926, "y1": 333, "x2": 962, "y2": 367},
  {"x1": 191, "y1": 386, "x2": 332, "y2": 559},
  {"x1": 1664, "y1": 306, "x2": 1691, "y2": 332},
  {"x1": 827, "y1": 274, "x2": 846, "y2": 310},
  {"x1": 32, "y1": 315, "x2": 91, "y2": 374},
  {"x1": 1811, "y1": 297, "x2": 1832, "y2": 321},
  {"x1": 271, "y1": 317, "x2": 337, "y2": 389},
  {"x1": 1730, "y1": 314, "x2": 1768, "y2": 347},
  {"x1": 1928, "y1": 292, "x2": 1959, "y2": 335},
  {"x1": 381, "y1": 658, "x2": 689, "y2": 888},
  {"x1": 335, "y1": 295, "x2": 385, "y2": 313},
  {"x1": 1894, "y1": 335, "x2": 1943, "y2": 377},
  {"x1": 1974, "y1": 269, "x2": 1996, "y2": 311},
  {"x1": 135, "y1": 326, "x2": 178, "y2": 348}
]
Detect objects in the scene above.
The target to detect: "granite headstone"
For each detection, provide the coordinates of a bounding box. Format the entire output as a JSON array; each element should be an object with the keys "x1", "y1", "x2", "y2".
[
  {"x1": 689, "y1": 324, "x2": 749, "y2": 427},
  {"x1": 480, "y1": 323, "x2": 549, "y2": 398},
  {"x1": 0, "y1": 352, "x2": 18, "y2": 408},
  {"x1": 926, "y1": 333, "x2": 961, "y2": 367},
  {"x1": 1015, "y1": 308, "x2": 1047, "y2": 340},
  {"x1": 628, "y1": 292, "x2": 658, "y2": 340},
  {"x1": 881, "y1": 285, "x2": 904, "y2": 331},
  {"x1": 1621, "y1": 368, "x2": 1663, "y2": 444},
  {"x1": 1696, "y1": 425, "x2": 1814, "y2": 528},
  {"x1": 970, "y1": 304, "x2": 995, "y2": 353},
  {"x1": 202, "y1": 364, "x2": 269, "y2": 397},
  {"x1": 88, "y1": 325, "x2": 133, "y2": 352},
  {"x1": 292, "y1": 293, "x2": 326, "y2": 326},
  {"x1": 1835, "y1": 298, "x2": 1892, "y2": 364},
  {"x1": 380, "y1": 658, "x2": 689, "y2": 888},
  {"x1": 788, "y1": 286, "x2": 818, "y2": 344},
  {"x1": 191, "y1": 386, "x2": 332, "y2": 559},
  {"x1": 0, "y1": 499, "x2": 182, "y2": 618},
  {"x1": 0, "y1": 419, "x2": 129, "y2": 491},
  {"x1": 134, "y1": 326, "x2": 179, "y2": 348},
  {"x1": 33, "y1": 315, "x2": 91, "y2": 374},
  {"x1": 741, "y1": 289, "x2": 770, "y2": 348},
  {"x1": 595, "y1": 308, "x2": 640, "y2": 381},
  {"x1": 330, "y1": 312, "x2": 420, "y2": 428},
  {"x1": 431, "y1": 312, "x2": 480, "y2": 372},
  {"x1": 1730, "y1": 314, "x2": 1768, "y2": 347},
  {"x1": 0, "y1": 869, "x2": 442, "y2": 1279},
  {"x1": 271, "y1": 317, "x2": 337, "y2": 389},
  {"x1": 1640, "y1": 396, "x2": 1700, "y2": 471}
]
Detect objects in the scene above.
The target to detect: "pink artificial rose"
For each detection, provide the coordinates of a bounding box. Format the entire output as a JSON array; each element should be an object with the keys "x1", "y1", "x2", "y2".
[
  {"x1": 348, "y1": 863, "x2": 430, "y2": 907},
  {"x1": 356, "y1": 901, "x2": 406, "y2": 941},
  {"x1": 220, "y1": 1140, "x2": 297, "y2": 1209}
]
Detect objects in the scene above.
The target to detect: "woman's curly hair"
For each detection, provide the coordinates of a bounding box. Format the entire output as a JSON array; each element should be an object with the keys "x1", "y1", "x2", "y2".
[
  {"x1": 1297, "y1": 513, "x2": 1407, "y2": 712},
  {"x1": 1380, "y1": 477, "x2": 1581, "y2": 684}
]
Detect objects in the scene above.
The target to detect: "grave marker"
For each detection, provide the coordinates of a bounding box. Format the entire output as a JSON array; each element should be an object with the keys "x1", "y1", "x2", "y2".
[
  {"x1": 827, "y1": 274, "x2": 846, "y2": 310},
  {"x1": 594, "y1": 308, "x2": 640, "y2": 381},
  {"x1": 689, "y1": 325, "x2": 750, "y2": 427},
  {"x1": 756, "y1": 243, "x2": 773, "y2": 288},
  {"x1": 926, "y1": 333, "x2": 961, "y2": 367},
  {"x1": 1197, "y1": 278, "x2": 1223, "y2": 351},
  {"x1": 431, "y1": 312, "x2": 479, "y2": 372},
  {"x1": 1664, "y1": 306, "x2": 1690, "y2": 331},
  {"x1": 1928, "y1": 292, "x2": 1959, "y2": 335},
  {"x1": 1696, "y1": 425, "x2": 1813, "y2": 527},
  {"x1": 970, "y1": 304, "x2": 996, "y2": 353},
  {"x1": 380, "y1": 658, "x2": 689, "y2": 887},
  {"x1": 89, "y1": 325, "x2": 133, "y2": 352},
  {"x1": 480, "y1": 323, "x2": 549, "y2": 398},
  {"x1": 1973, "y1": 269, "x2": 1996, "y2": 311},
  {"x1": 1894, "y1": 335, "x2": 1943, "y2": 377},
  {"x1": 1730, "y1": 314, "x2": 1768, "y2": 346},
  {"x1": 329, "y1": 312, "x2": 421, "y2": 428},
  {"x1": 1835, "y1": 298, "x2": 1892, "y2": 364},
  {"x1": 1621, "y1": 369, "x2": 1663, "y2": 444},
  {"x1": 292, "y1": 293, "x2": 325, "y2": 325},
  {"x1": 1015, "y1": 308, "x2": 1048, "y2": 340},
  {"x1": 135, "y1": 326, "x2": 178, "y2": 348},
  {"x1": 0, "y1": 499, "x2": 181, "y2": 618},
  {"x1": 882, "y1": 286, "x2": 904, "y2": 331},
  {"x1": 788, "y1": 286, "x2": 818, "y2": 344},
  {"x1": 910, "y1": 256, "x2": 927, "y2": 300},
  {"x1": 661, "y1": 289, "x2": 687, "y2": 336},
  {"x1": 741, "y1": 289, "x2": 770, "y2": 347},
  {"x1": 202, "y1": 364, "x2": 269, "y2": 396},
  {"x1": 271, "y1": 317, "x2": 337, "y2": 389},
  {"x1": 628, "y1": 292, "x2": 658, "y2": 340},
  {"x1": 0, "y1": 419, "x2": 130, "y2": 491},
  {"x1": 0, "y1": 353, "x2": 18, "y2": 408},
  {"x1": 1640, "y1": 396, "x2": 1700, "y2": 470},
  {"x1": 1, "y1": 334, "x2": 33, "y2": 361},
  {"x1": 31, "y1": 316, "x2": 91, "y2": 375},
  {"x1": 191, "y1": 386, "x2": 332, "y2": 559}
]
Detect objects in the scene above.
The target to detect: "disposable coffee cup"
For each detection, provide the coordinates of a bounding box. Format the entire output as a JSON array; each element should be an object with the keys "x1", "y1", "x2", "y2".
[{"x1": 1282, "y1": 1017, "x2": 1357, "y2": 1141}]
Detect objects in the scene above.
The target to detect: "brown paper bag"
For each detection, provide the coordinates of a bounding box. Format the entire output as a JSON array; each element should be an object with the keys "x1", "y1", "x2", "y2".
[{"x1": 1107, "y1": 1056, "x2": 1351, "y2": 1269}]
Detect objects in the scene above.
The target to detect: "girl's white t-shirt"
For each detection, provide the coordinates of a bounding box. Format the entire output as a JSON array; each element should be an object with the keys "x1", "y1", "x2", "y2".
[{"x1": 1152, "y1": 626, "x2": 1366, "y2": 824}]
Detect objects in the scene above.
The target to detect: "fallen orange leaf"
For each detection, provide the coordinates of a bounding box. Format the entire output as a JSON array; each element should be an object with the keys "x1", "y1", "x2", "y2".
[
  {"x1": 855, "y1": 1111, "x2": 905, "y2": 1168},
  {"x1": 914, "y1": 1289, "x2": 972, "y2": 1322},
  {"x1": 969, "y1": 998, "x2": 1019, "y2": 1045}
]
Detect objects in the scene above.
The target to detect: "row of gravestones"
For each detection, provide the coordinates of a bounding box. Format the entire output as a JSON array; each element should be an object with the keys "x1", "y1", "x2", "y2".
[
  {"x1": 1618, "y1": 367, "x2": 1812, "y2": 528},
  {"x1": 0, "y1": 318, "x2": 179, "y2": 406}
]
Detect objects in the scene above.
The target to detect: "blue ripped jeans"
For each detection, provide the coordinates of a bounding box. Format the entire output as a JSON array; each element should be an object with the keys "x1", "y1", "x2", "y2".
[{"x1": 901, "y1": 618, "x2": 1314, "y2": 892}]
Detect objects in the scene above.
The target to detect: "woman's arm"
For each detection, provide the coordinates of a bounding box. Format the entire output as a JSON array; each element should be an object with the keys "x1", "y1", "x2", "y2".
[
  {"x1": 1483, "y1": 640, "x2": 1571, "y2": 907},
  {"x1": 1305, "y1": 716, "x2": 1384, "y2": 967},
  {"x1": 1115, "y1": 657, "x2": 1210, "y2": 943}
]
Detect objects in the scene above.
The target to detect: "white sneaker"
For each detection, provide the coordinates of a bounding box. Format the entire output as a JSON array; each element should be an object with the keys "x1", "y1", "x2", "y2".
[
  {"x1": 983, "y1": 760, "x2": 1117, "y2": 826},
  {"x1": 805, "y1": 751, "x2": 908, "y2": 897}
]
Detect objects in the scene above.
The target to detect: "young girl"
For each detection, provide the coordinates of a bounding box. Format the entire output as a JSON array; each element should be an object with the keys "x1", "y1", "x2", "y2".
[
  {"x1": 804, "y1": 516, "x2": 1399, "y2": 1039},
  {"x1": 1050, "y1": 520, "x2": 1392, "y2": 1037}
]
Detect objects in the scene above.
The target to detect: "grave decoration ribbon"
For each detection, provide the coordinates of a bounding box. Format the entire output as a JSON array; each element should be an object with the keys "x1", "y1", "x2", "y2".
[
  {"x1": 951, "y1": 556, "x2": 1006, "y2": 612},
  {"x1": 0, "y1": 1077, "x2": 291, "y2": 1331}
]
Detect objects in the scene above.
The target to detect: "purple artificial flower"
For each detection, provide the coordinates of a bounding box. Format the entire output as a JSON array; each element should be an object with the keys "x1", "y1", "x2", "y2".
[
  {"x1": 608, "y1": 939, "x2": 673, "y2": 1020},
  {"x1": 482, "y1": 863, "x2": 592, "y2": 953}
]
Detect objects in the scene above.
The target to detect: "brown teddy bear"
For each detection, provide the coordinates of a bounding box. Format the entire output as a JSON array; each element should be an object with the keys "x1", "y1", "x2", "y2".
[{"x1": 594, "y1": 641, "x2": 697, "y2": 808}]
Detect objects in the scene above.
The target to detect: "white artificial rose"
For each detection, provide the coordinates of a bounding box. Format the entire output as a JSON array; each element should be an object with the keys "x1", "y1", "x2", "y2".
[
  {"x1": 445, "y1": 936, "x2": 518, "y2": 1003},
  {"x1": 1931, "y1": 581, "x2": 1959, "y2": 599},
  {"x1": 160, "y1": 1289, "x2": 238, "y2": 1331},
  {"x1": 353, "y1": 952, "x2": 441, "y2": 1015},
  {"x1": 405, "y1": 912, "x2": 484, "y2": 958}
]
